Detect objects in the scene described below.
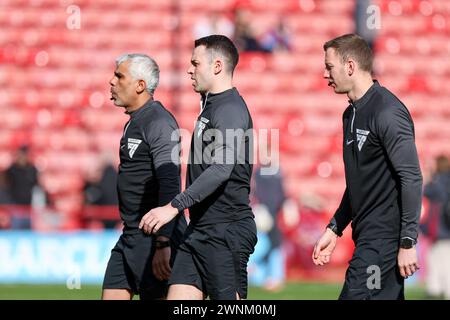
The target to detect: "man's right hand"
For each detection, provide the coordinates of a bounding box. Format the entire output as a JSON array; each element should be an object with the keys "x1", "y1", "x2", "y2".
[{"x1": 312, "y1": 228, "x2": 338, "y2": 266}]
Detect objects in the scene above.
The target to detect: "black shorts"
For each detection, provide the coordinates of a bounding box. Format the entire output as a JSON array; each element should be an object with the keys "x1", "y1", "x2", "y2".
[
  {"x1": 339, "y1": 238, "x2": 404, "y2": 300},
  {"x1": 168, "y1": 217, "x2": 257, "y2": 300},
  {"x1": 102, "y1": 229, "x2": 173, "y2": 300},
  {"x1": 103, "y1": 214, "x2": 186, "y2": 299}
]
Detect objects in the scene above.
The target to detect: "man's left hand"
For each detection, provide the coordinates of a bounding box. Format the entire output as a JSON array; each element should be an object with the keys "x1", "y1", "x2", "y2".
[
  {"x1": 397, "y1": 247, "x2": 420, "y2": 278},
  {"x1": 139, "y1": 203, "x2": 178, "y2": 234},
  {"x1": 152, "y1": 246, "x2": 171, "y2": 281}
]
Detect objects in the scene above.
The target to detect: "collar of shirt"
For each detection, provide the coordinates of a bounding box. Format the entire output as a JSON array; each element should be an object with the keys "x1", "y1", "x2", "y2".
[
  {"x1": 127, "y1": 98, "x2": 155, "y2": 119},
  {"x1": 200, "y1": 87, "x2": 237, "y2": 110},
  {"x1": 349, "y1": 80, "x2": 380, "y2": 109}
]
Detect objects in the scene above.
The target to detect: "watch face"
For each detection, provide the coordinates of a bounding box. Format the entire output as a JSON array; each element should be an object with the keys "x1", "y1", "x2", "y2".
[{"x1": 400, "y1": 238, "x2": 414, "y2": 249}]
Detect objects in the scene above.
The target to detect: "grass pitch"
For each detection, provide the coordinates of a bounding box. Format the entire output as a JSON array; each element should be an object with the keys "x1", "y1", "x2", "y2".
[{"x1": 0, "y1": 282, "x2": 429, "y2": 300}]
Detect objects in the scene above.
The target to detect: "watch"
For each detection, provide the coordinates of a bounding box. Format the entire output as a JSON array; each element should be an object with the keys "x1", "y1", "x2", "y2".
[
  {"x1": 327, "y1": 222, "x2": 342, "y2": 237},
  {"x1": 154, "y1": 240, "x2": 170, "y2": 249},
  {"x1": 400, "y1": 237, "x2": 416, "y2": 249},
  {"x1": 171, "y1": 198, "x2": 184, "y2": 212}
]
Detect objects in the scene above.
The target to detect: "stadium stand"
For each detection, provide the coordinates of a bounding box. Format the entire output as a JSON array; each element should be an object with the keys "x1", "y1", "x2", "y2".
[{"x1": 0, "y1": 0, "x2": 448, "y2": 278}]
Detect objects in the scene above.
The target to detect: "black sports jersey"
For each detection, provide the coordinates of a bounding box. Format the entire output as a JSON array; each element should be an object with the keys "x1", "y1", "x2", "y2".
[
  {"x1": 331, "y1": 81, "x2": 423, "y2": 241},
  {"x1": 117, "y1": 99, "x2": 184, "y2": 238},
  {"x1": 171, "y1": 87, "x2": 254, "y2": 226}
]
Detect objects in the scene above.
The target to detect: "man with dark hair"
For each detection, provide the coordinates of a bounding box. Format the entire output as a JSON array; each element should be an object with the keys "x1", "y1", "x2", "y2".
[
  {"x1": 102, "y1": 53, "x2": 187, "y2": 300},
  {"x1": 312, "y1": 34, "x2": 423, "y2": 300},
  {"x1": 139, "y1": 35, "x2": 257, "y2": 300},
  {"x1": 194, "y1": 34, "x2": 239, "y2": 74}
]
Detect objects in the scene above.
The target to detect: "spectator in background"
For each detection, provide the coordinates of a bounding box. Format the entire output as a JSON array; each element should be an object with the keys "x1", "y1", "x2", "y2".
[
  {"x1": 421, "y1": 155, "x2": 450, "y2": 299},
  {"x1": 251, "y1": 149, "x2": 287, "y2": 291},
  {"x1": 5, "y1": 145, "x2": 40, "y2": 229},
  {"x1": 96, "y1": 162, "x2": 118, "y2": 205},
  {"x1": 0, "y1": 171, "x2": 12, "y2": 204},
  {"x1": 0, "y1": 171, "x2": 12, "y2": 229},
  {"x1": 354, "y1": 0, "x2": 377, "y2": 51},
  {"x1": 84, "y1": 155, "x2": 119, "y2": 206},
  {"x1": 83, "y1": 153, "x2": 119, "y2": 229},
  {"x1": 233, "y1": 8, "x2": 268, "y2": 52},
  {"x1": 279, "y1": 193, "x2": 328, "y2": 273},
  {"x1": 193, "y1": 11, "x2": 234, "y2": 40}
]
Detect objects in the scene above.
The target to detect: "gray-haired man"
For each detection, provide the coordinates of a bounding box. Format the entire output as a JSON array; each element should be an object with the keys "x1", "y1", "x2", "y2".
[{"x1": 102, "y1": 54, "x2": 187, "y2": 300}]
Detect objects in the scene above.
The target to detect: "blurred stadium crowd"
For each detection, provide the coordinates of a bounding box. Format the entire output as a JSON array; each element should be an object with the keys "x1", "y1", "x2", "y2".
[{"x1": 0, "y1": 0, "x2": 449, "y2": 296}]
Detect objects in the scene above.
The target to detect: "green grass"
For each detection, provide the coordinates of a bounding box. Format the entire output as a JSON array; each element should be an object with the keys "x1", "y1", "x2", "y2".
[
  {"x1": 0, "y1": 284, "x2": 102, "y2": 300},
  {"x1": 250, "y1": 283, "x2": 429, "y2": 300},
  {"x1": 0, "y1": 282, "x2": 429, "y2": 300}
]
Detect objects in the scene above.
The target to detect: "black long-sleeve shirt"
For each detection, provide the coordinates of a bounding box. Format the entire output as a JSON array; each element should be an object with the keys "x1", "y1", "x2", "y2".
[
  {"x1": 117, "y1": 99, "x2": 186, "y2": 239},
  {"x1": 171, "y1": 87, "x2": 254, "y2": 226},
  {"x1": 331, "y1": 81, "x2": 423, "y2": 242}
]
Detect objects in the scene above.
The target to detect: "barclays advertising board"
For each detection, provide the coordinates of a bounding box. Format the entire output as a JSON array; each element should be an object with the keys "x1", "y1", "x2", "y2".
[{"x1": 0, "y1": 231, "x2": 120, "y2": 285}]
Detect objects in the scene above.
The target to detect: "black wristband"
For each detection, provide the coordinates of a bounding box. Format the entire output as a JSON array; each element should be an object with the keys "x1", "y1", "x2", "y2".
[
  {"x1": 154, "y1": 240, "x2": 170, "y2": 249},
  {"x1": 327, "y1": 223, "x2": 342, "y2": 237},
  {"x1": 171, "y1": 198, "x2": 184, "y2": 212}
]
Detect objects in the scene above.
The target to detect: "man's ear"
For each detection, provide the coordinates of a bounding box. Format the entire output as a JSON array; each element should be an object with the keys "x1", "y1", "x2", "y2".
[
  {"x1": 347, "y1": 59, "x2": 355, "y2": 77},
  {"x1": 213, "y1": 58, "x2": 223, "y2": 75},
  {"x1": 136, "y1": 80, "x2": 146, "y2": 94}
]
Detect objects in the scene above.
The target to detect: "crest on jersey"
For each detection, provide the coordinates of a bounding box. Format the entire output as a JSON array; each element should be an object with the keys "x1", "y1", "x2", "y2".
[
  {"x1": 127, "y1": 138, "x2": 142, "y2": 158},
  {"x1": 356, "y1": 129, "x2": 370, "y2": 151}
]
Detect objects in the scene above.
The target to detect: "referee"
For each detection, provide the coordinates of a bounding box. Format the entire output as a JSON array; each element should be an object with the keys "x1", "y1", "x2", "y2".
[
  {"x1": 140, "y1": 35, "x2": 257, "y2": 300},
  {"x1": 312, "y1": 34, "x2": 423, "y2": 300},
  {"x1": 102, "y1": 54, "x2": 186, "y2": 300}
]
